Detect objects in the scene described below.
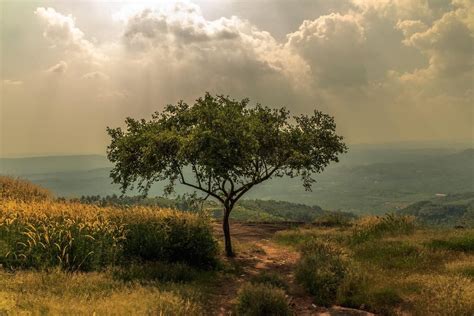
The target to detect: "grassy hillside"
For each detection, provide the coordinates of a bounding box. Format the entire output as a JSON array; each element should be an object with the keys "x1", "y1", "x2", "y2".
[
  {"x1": 275, "y1": 216, "x2": 474, "y2": 315},
  {"x1": 398, "y1": 192, "x2": 474, "y2": 227}
]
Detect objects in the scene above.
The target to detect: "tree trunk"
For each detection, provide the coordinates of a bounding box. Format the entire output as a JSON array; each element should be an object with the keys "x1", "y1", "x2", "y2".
[{"x1": 223, "y1": 206, "x2": 234, "y2": 257}]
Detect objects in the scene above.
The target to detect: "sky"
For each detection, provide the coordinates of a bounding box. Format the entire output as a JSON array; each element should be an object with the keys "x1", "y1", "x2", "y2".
[{"x1": 1, "y1": 0, "x2": 473, "y2": 157}]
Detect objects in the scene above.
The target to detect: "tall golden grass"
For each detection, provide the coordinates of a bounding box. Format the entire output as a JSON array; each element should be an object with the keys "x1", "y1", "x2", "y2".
[{"x1": 0, "y1": 177, "x2": 217, "y2": 271}]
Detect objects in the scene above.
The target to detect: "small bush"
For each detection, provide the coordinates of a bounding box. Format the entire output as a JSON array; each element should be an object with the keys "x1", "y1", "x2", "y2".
[
  {"x1": 295, "y1": 239, "x2": 348, "y2": 306},
  {"x1": 120, "y1": 208, "x2": 218, "y2": 268},
  {"x1": 235, "y1": 283, "x2": 291, "y2": 316},
  {"x1": 351, "y1": 214, "x2": 415, "y2": 243},
  {"x1": 250, "y1": 271, "x2": 288, "y2": 290}
]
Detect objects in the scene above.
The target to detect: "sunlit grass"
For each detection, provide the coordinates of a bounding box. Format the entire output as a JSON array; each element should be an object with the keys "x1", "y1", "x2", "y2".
[
  {"x1": 0, "y1": 269, "x2": 207, "y2": 315},
  {"x1": 274, "y1": 215, "x2": 474, "y2": 315}
]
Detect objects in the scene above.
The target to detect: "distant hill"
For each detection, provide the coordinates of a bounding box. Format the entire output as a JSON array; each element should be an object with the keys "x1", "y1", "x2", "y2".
[
  {"x1": 250, "y1": 148, "x2": 474, "y2": 213},
  {"x1": 397, "y1": 192, "x2": 474, "y2": 227},
  {"x1": 77, "y1": 194, "x2": 340, "y2": 222},
  {"x1": 1, "y1": 145, "x2": 472, "y2": 214},
  {"x1": 0, "y1": 155, "x2": 111, "y2": 175}
]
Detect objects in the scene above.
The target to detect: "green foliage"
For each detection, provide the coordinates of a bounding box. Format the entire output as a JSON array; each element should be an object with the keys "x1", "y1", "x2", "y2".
[
  {"x1": 235, "y1": 283, "x2": 292, "y2": 316},
  {"x1": 351, "y1": 214, "x2": 416, "y2": 243},
  {"x1": 250, "y1": 271, "x2": 288, "y2": 290},
  {"x1": 107, "y1": 93, "x2": 346, "y2": 197},
  {"x1": 295, "y1": 239, "x2": 348, "y2": 306},
  {"x1": 120, "y1": 208, "x2": 218, "y2": 268},
  {"x1": 107, "y1": 92, "x2": 346, "y2": 256}
]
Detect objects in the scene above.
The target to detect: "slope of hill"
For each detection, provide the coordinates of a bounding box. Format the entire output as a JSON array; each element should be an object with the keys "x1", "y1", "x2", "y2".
[{"x1": 398, "y1": 192, "x2": 474, "y2": 227}]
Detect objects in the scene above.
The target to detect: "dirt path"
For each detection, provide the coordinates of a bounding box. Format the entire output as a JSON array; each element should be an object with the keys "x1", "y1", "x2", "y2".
[{"x1": 211, "y1": 222, "x2": 373, "y2": 316}]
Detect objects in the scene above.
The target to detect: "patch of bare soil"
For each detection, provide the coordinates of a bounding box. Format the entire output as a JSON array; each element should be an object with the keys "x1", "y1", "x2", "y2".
[{"x1": 211, "y1": 221, "x2": 373, "y2": 316}]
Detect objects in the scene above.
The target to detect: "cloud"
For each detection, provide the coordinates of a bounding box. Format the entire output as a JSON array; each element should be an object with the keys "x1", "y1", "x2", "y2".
[
  {"x1": 401, "y1": 10, "x2": 473, "y2": 77},
  {"x1": 119, "y1": 2, "x2": 311, "y2": 93},
  {"x1": 2, "y1": 79, "x2": 23, "y2": 86},
  {"x1": 286, "y1": 13, "x2": 367, "y2": 89},
  {"x1": 35, "y1": 7, "x2": 104, "y2": 62},
  {"x1": 82, "y1": 71, "x2": 109, "y2": 80},
  {"x1": 46, "y1": 60, "x2": 68, "y2": 73},
  {"x1": 396, "y1": 20, "x2": 428, "y2": 39},
  {"x1": 3, "y1": 0, "x2": 472, "y2": 157}
]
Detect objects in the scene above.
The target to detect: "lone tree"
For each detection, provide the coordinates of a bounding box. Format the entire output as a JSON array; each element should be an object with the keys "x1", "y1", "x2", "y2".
[{"x1": 107, "y1": 93, "x2": 347, "y2": 256}]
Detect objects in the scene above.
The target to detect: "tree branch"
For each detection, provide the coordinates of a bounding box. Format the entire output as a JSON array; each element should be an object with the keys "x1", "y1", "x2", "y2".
[{"x1": 178, "y1": 168, "x2": 225, "y2": 204}]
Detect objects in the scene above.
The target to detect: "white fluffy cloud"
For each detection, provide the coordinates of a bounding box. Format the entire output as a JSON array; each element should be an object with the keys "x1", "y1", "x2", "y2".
[
  {"x1": 120, "y1": 3, "x2": 310, "y2": 92},
  {"x1": 286, "y1": 13, "x2": 367, "y2": 89},
  {"x1": 46, "y1": 60, "x2": 68, "y2": 74},
  {"x1": 35, "y1": 7, "x2": 104, "y2": 62}
]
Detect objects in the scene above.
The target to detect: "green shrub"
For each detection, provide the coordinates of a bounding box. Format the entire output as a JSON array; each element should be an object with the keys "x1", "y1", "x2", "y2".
[
  {"x1": 295, "y1": 239, "x2": 348, "y2": 306},
  {"x1": 235, "y1": 283, "x2": 291, "y2": 316},
  {"x1": 120, "y1": 208, "x2": 218, "y2": 268},
  {"x1": 351, "y1": 214, "x2": 416, "y2": 243},
  {"x1": 250, "y1": 271, "x2": 288, "y2": 290}
]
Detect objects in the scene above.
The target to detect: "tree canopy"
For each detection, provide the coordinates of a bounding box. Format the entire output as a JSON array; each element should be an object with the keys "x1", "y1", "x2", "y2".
[{"x1": 107, "y1": 92, "x2": 347, "y2": 255}]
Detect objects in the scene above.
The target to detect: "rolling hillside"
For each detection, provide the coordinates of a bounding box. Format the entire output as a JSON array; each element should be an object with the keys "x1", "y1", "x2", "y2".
[{"x1": 398, "y1": 192, "x2": 474, "y2": 227}]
